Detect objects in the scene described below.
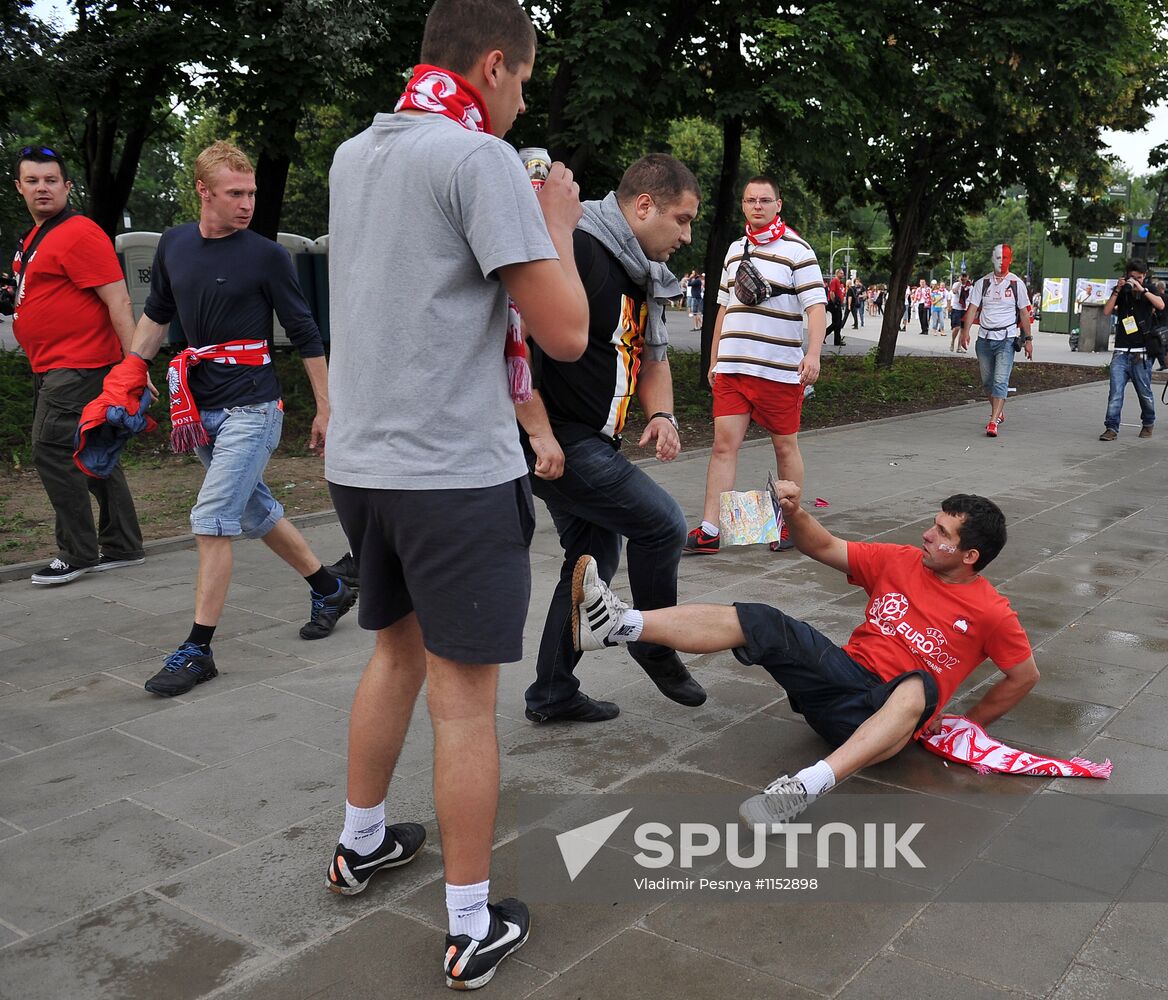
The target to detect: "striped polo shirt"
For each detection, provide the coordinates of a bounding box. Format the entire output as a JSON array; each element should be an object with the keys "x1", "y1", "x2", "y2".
[{"x1": 715, "y1": 229, "x2": 826, "y2": 385}]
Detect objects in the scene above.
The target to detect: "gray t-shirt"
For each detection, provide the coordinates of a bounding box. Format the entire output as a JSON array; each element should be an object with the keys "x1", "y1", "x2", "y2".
[{"x1": 325, "y1": 113, "x2": 558, "y2": 489}]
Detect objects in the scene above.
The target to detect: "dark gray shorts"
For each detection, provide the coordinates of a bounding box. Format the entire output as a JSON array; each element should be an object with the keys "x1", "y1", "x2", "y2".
[
  {"x1": 328, "y1": 478, "x2": 535, "y2": 665},
  {"x1": 732, "y1": 603, "x2": 939, "y2": 747}
]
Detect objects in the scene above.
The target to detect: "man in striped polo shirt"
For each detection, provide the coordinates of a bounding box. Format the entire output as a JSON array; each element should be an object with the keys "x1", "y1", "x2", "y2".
[{"x1": 685, "y1": 176, "x2": 827, "y2": 555}]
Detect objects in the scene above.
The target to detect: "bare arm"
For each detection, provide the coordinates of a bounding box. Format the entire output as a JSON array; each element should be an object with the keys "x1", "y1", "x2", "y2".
[
  {"x1": 301, "y1": 354, "x2": 329, "y2": 453},
  {"x1": 800, "y1": 302, "x2": 826, "y2": 385},
  {"x1": 514, "y1": 389, "x2": 564, "y2": 480},
  {"x1": 93, "y1": 280, "x2": 135, "y2": 355},
  {"x1": 772, "y1": 479, "x2": 850, "y2": 574},
  {"x1": 635, "y1": 356, "x2": 680, "y2": 461},
  {"x1": 498, "y1": 163, "x2": 587, "y2": 362},
  {"x1": 129, "y1": 314, "x2": 170, "y2": 361},
  {"x1": 964, "y1": 656, "x2": 1040, "y2": 728},
  {"x1": 959, "y1": 304, "x2": 979, "y2": 349}
]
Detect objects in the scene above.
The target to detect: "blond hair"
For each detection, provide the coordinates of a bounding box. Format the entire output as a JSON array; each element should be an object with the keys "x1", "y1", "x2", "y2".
[{"x1": 194, "y1": 141, "x2": 254, "y2": 187}]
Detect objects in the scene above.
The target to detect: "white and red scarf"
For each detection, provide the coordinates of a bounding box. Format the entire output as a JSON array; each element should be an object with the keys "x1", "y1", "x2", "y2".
[
  {"x1": 395, "y1": 64, "x2": 532, "y2": 403},
  {"x1": 746, "y1": 217, "x2": 787, "y2": 246},
  {"x1": 167, "y1": 339, "x2": 271, "y2": 453},
  {"x1": 919, "y1": 715, "x2": 1112, "y2": 779}
]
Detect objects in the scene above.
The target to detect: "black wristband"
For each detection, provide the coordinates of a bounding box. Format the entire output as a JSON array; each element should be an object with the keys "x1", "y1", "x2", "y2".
[{"x1": 650, "y1": 411, "x2": 679, "y2": 431}]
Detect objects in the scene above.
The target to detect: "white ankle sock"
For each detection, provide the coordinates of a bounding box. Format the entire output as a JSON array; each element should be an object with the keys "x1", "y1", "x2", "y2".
[
  {"x1": 701, "y1": 520, "x2": 720, "y2": 536},
  {"x1": 795, "y1": 760, "x2": 836, "y2": 798},
  {"x1": 339, "y1": 800, "x2": 385, "y2": 853},
  {"x1": 608, "y1": 608, "x2": 643, "y2": 643},
  {"x1": 446, "y1": 879, "x2": 491, "y2": 939}
]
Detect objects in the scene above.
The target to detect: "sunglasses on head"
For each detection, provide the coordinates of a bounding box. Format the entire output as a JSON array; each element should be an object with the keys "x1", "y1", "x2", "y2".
[{"x1": 19, "y1": 145, "x2": 60, "y2": 159}]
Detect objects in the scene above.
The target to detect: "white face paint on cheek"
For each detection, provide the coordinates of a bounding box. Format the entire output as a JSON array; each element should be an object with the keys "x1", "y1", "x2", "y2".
[{"x1": 937, "y1": 543, "x2": 957, "y2": 553}]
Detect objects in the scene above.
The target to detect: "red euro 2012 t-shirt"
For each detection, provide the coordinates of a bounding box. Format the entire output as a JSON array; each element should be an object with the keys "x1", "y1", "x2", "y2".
[
  {"x1": 843, "y1": 541, "x2": 1032, "y2": 713},
  {"x1": 11, "y1": 215, "x2": 125, "y2": 373}
]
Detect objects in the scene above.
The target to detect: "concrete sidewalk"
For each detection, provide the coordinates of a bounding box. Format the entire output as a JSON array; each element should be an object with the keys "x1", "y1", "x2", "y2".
[{"x1": 1, "y1": 380, "x2": 1167, "y2": 999}]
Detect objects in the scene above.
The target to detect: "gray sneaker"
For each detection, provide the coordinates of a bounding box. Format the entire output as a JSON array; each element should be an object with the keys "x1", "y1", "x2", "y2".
[
  {"x1": 571, "y1": 555, "x2": 630, "y2": 652},
  {"x1": 738, "y1": 775, "x2": 811, "y2": 829}
]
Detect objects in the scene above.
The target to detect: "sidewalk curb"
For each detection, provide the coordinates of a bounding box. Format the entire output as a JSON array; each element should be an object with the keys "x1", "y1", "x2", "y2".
[{"x1": 0, "y1": 379, "x2": 1110, "y2": 584}]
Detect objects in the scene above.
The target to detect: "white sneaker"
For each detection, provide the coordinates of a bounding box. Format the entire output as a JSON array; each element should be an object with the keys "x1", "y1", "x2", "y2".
[
  {"x1": 571, "y1": 555, "x2": 630, "y2": 652},
  {"x1": 738, "y1": 775, "x2": 811, "y2": 829}
]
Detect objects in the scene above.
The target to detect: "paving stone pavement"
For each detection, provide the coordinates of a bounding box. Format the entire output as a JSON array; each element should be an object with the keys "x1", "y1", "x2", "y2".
[{"x1": 1, "y1": 380, "x2": 1167, "y2": 1000}]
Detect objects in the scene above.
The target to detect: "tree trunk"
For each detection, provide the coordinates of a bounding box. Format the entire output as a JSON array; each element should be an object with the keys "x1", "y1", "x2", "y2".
[
  {"x1": 251, "y1": 148, "x2": 292, "y2": 241},
  {"x1": 82, "y1": 113, "x2": 147, "y2": 240},
  {"x1": 699, "y1": 115, "x2": 743, "y2": 388},
  {"x1": 875, "y1": 172, "x2": 932, "y2": 368}
]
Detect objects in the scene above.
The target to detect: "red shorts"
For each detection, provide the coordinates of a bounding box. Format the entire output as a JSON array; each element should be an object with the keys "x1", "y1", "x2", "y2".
[{"x1": 712, "y1": 372, "x2": 803, "y2": 436}]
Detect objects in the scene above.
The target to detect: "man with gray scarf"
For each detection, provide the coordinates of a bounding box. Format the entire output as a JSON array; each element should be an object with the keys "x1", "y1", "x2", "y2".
[{"x1": 519, "y1": 153, "x2": 705, "y2": 723}]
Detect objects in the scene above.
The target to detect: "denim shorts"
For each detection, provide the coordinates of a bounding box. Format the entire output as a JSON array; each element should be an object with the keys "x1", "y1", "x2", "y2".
[
  {"x1": 975, "y1": 335, "x2": 1016, "y2": 399},
  {"x1": 329, "y1": 477, "x2": 535, "y2": 665},
  {"x1": 190, "y1": 399, "x2": 284, "y2": 538},
  {"x1": 732, "y1": 603, "x2": 939, "y2": 747}
]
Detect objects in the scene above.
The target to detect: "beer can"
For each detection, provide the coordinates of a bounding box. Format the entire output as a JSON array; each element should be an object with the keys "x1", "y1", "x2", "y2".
[{"x1": 518, "y1": 147, "x2": 551, "y2": 190}]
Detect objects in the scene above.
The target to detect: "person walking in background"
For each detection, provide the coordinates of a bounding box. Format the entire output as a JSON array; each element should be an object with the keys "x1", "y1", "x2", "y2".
[
  {"x1": 10, "y1": 145, "x2": 146, "y2": 586},
  {"x1": 950, "y1": 273, "x2": 971, "y2": 352},
  {"x1": 960, "y1": 244, "x2": 1033, "y2": 438},
  {"x1": 930, "y1": 280, "x2": 947, "y2": 333},
  {"x1": 912, "y1": 278, "x2": 930, "y2": 335},
  {"x1": 827, "y1": 267, "x2": 847, "y2": 346}
]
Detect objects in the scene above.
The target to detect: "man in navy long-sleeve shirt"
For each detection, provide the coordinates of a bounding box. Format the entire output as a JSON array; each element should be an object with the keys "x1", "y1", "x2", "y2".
[{"x1": 128, "y1": 140, "x2": 355, "y2": 697}]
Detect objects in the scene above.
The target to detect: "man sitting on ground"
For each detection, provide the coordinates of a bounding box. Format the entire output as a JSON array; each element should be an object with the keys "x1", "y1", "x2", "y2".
[{"x1": 572, "y1": 485, "x2": 1039, "y2": 827}]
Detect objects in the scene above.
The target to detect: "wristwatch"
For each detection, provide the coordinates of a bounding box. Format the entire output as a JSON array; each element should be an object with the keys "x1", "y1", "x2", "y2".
[{"x1": 650, "y1": 411, "x2": 679, "y2": 432}]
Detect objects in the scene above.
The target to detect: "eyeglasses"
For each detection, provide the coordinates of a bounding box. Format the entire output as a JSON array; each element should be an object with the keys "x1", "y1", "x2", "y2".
[
  {"x1": 18, "y1": 146, "x2": 60, "y2": 159},
  {"x1": 742, "y1": 197, "x2": 777, "y2": 206}
]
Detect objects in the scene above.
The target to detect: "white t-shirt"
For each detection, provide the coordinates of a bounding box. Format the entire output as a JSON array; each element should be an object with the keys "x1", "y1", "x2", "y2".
[
  {"x1": 326, "y1": 114, "x2": 557, "y2": 490},
  {"x1": 969, "y1": 272, "x2": 1028, "y2": 340},
  {"x1": 715, "y1": 229, "x2": 826, "y2": 385}
]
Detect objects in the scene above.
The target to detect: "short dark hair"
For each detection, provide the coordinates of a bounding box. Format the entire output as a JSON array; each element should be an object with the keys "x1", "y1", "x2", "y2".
[
  {"x1": 420, "y1": 0, "x2": 535, "y2": 74},
  {"x1": 743, "y1": 175, "x2": 780, "y2": 199},
  {"x1": 941, "y1": 494, "x2": 1007, "y2": 571},
  {"x1": 1125, "y1": 258, "x2": 1148, "y2": 275},
  {"x1": 616, "y1": 154, "x2": 700, "y2": 209},
  {"x1": 15, "y1": 144, "x2": 69, "y2": 182}
]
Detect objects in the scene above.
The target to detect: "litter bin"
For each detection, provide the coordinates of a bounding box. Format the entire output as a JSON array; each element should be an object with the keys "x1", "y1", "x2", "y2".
[{"x1": 1078, "y1": 303, "x2": 1111, "y2": 353}]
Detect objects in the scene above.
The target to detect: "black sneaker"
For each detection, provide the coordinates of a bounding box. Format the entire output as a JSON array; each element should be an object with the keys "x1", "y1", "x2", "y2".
[
  {"x1": 325, "y1": 823, "x2": 427, "y2": 895},
  {"x1": 144, "y1": 642, "x2": 218, "y2": 697},
  {"x1": 299, "y1": 580, "x2": 357, "y2": 640},
  {"x1": 444, "y1": 897, "x2": 530, "y2": 991},
  {"x1": 92, "y1": 554, "x2": 146, "y2": 573},
  {"x1": 324, "y1": 551, "x2": 359, "y2": 588},
  {"x1": 30, "y1": 557, "x2": 92, "y2": 586}
]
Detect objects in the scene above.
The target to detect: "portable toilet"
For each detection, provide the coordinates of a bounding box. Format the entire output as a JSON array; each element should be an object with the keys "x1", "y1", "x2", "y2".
[
  {"x1": 115, "y1": 231, "x2": 186, "y2": 345},
  {"x1": 272, "y1": 233, "x2": 317, "y2": 346},
  {"x1": 313, "y1": 234, "x2": 329, "y2": 343}
]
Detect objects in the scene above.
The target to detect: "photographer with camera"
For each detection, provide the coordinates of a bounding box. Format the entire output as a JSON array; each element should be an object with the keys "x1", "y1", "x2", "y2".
[{"x1": 1099, "y1": 259, "x2": 1163, "y2": 441}]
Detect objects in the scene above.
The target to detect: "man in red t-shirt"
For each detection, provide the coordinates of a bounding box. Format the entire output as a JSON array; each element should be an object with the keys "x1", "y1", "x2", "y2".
[
  {"x1": 11, "y1": 146, "x2": 145, "y2": 585},
  {"x1": 571, "y1": 485, "x2": 1039, "y2": 828}
]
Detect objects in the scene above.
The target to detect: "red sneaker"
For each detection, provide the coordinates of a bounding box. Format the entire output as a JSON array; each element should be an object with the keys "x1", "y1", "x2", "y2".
[
  {"x1": 769, "y1": 520, "x2": 794, "y2": 552},
  {"x1": 683, "y1": 525, "x2": 720, "y2": 554},
  {"x1": 985, "y1": 421, "x2": 998, "y2": 437}
]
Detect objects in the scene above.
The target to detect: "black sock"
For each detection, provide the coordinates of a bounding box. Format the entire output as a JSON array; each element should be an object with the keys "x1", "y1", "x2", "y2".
[
  {"x1": 306, "y1": 566, "x2": 339, "y2": 595},
  {"x1": 186, "y1": 622, "x2": 215, "y2": 651}
]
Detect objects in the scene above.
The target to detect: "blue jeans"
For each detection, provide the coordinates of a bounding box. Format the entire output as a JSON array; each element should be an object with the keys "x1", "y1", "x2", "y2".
[
  {"x1": 190, "y1": 400, "x2": 284, "y2": 537},
  {"x1": 976, "y1": 336, "x2": 1015, "y2": 400},
  {"x1": 1104, "y1": 352, "x2": 1156, "y2": 432},
  {"x1": 524, "y1": 435, "x2": 688, "y2": 715}
]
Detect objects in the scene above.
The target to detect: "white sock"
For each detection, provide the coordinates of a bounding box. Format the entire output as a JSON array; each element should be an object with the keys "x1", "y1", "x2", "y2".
[
  {"x1": 608, "y1": 608, "x2": 643, "y2": 643},
  {"x1": 339, "y1": 800, "x2": 385, "y2": 853},
  {"x1": 794, "y1": 760, "x2": 836, "y2": 798},
  {"x1": 446, "y1": 879, "x2": 491, "y2": 939},
  {"x1": 701, "y1": 520, "x2": 720, "y2": 537}
]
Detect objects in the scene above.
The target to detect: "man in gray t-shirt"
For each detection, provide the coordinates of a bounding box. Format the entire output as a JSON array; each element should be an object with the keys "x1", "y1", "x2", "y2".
[{"x1": 321, "y1": 0, "x2": 588, "y2": 988}]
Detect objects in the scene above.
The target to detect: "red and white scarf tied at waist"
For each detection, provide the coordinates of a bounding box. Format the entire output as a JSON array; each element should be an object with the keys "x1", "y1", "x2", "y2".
[
  {"x1": 395, "y1": 64, "x2": 532, "y2": 403},
  {"x1": 167, "y1": 339, "x2": 272, "y2": 453},
  {"x1": 919, "y1": 715, "x2": 1112, "y2": 778}
]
